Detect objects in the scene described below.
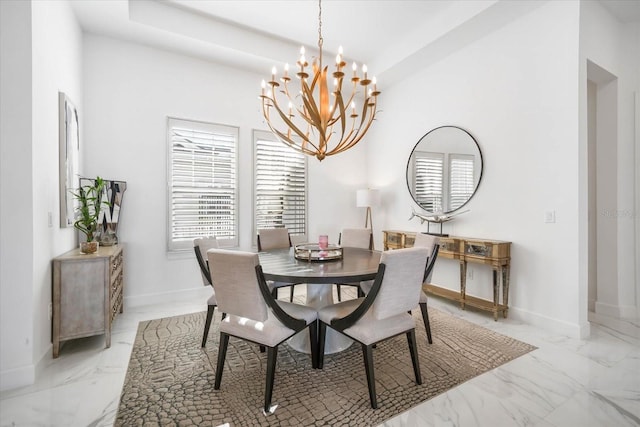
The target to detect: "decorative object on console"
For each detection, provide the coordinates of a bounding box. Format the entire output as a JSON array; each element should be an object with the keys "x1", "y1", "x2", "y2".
[
  {"x1": 259, "y1": 0, "x2": 380, "y2": 161},
  {"x1": 406, "y1": 125, "x2": 482, "y2": 235},
  {"x1": 72, "y1": 176, "x2": 107, "y2": 254},
  {"x1": 80, "y1": 178, "x2": 127, "y2": 246},
  {"x1": 408, "y1": 207, "x2": 469, "y2": 236}
]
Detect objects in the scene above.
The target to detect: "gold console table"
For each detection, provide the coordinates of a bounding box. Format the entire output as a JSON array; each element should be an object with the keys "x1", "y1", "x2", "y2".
[{"x1": 383, "y1": 230, "x2": 511, "y2": 320}]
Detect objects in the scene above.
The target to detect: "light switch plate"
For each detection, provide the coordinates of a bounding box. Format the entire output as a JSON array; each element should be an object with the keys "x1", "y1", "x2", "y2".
[{"x1": 544, "y1": 211, "x2": 556, "y2": 223}]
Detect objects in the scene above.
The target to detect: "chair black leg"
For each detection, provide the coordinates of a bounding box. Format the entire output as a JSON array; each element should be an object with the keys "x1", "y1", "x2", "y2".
[
  {"x1": 201, "y1": 305, "x2": 215, "y2": 347},
  {"x1": 357, "y1": 287, "x2": 364, "y2": 298},
  {"x1": 289, "y1": 285, "x2": 295, "y2": 302},
  {"x1": 214, "y1": 332, "x2": 229, "y2": 389},
  {"x1": 362, "y1": 344, "x2": 377, "y2": 409},
  {"x1": 419, "y1": 302, "x2": 433, "y2": 344},
  {"x1": 406, "y1": 329, "x2": 422, "y2": 385},
  {"x1": 264, "y1": 346, "x2": 278, "y2": 414},
  {"x1": 318, "y1": 322, "x2": 327, "y2": 369},
  {"x1": 271, "y1": 288, "x2": 278, "y2": 299},
  {"x1": 308, "y1": 320, "x2": 319, "y2": 369},
  {"x1": 337, "y1": 285, "x2": 342, "y2": 301}
]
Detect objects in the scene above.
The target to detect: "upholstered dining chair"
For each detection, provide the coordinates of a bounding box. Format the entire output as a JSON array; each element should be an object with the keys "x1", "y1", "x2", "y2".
[
  {"x1": 207, "y1": 248, "x2": 319, "y2": 414},
  {"x1": 412, "y1": 233, "x2": 440, "y2": 344},
  {"x1": 317, "y1": 247, "x2": 429, "y2": 409},
  {"x1": 194, "y1": 236, "x2": 220, "y2": 347},
  {"x1": 257, "y1": 228, "x2": 298, "y2": 302},
  {"x1": 336, "y1": 228, "x2": 373, "y2": 301},
  {"x1": 360, "y1": 232, "x2": 440, "y2": 344}
]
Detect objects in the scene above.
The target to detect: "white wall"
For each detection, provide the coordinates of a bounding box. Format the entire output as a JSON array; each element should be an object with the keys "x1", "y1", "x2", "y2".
[
  {"x1": 0, "y1": 0, "x2": 82, "y2": 391},
  {"x1": 82, "y1": 35, "x2": 367, "y2": 306},
  {"x1": 0, "y1": 0, "x2": 35, "y2": 391},
  {"x1": 369, "y1": 0, "x2": 586, "y2": 335},
  {"x1": 580, "y1": 1, "x2": 640, "y2": 319}
]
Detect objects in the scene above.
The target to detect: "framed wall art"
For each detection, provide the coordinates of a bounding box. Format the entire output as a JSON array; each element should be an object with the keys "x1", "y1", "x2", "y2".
[{"x1": 58, "y1": 92, "x2": 80, "y2": 228}]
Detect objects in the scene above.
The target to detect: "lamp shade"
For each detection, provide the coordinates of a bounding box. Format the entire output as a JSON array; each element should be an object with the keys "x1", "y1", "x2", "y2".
[{"x1": 356, "y1": 189, "x2": 380, "y2": 208}]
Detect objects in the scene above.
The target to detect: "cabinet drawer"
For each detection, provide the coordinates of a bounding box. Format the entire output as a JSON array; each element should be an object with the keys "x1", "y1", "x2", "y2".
[
  {"x1": 439, "y1": 237, "x2": 462, "y2": 254},
  {"x1": 464, "y1": 240, "x2": 510, "y2": 259}
]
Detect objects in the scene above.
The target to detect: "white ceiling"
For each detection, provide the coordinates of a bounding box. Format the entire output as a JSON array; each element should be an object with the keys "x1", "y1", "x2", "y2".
[{"x1": 70, "y1": 0, "x2": 640, "y2": 87}]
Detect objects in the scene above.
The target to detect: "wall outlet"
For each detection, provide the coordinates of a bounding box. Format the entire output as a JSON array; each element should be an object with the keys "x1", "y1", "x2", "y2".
[
  {"x1": 48, "y1": 302, "x2": 53, "y2": 319},
  {"x1": 48, "y1": 211, "x2": 53, "y2": 228},
  {"x1": 468, "y1": 268, "x2": 474, "y2": 280}
]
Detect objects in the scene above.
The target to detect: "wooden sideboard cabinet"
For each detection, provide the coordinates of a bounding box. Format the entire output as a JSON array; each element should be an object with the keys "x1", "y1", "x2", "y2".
[
  {"x1": 52, "y1": 244, "x2": 124, "y2": 358},
  {"x1": 383, "y1": 230, "x2": 511, "y2": 320}
]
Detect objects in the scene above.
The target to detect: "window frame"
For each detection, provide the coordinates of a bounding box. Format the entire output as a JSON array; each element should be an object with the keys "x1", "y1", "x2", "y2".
[
  {"x1": 252, "y1": 130, "x2": 308, "y2": 246},
  {"x1": 166, "y1": 117, "x2": 239, "y2": 252}
]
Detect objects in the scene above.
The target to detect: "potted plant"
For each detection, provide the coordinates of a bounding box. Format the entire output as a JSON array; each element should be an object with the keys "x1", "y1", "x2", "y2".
[{"x1": 72, "y1": 176, "x2": 107, "y2": 254}]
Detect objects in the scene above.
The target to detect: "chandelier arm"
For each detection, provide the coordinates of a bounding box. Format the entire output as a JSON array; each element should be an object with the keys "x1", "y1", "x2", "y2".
[
  {"x1": 263, "y1": 97, "x2": 320, "y2": 151},
  {"x1": 300, "y1": 83, "x2": 322, "y2": 126},
  {"x1": 330, "y1": 100, "x2": 376, "y2": 153},
  {"x1": 330, "y1": 108, "x2": 377, "y2": 154},
  {"x1": 330, "y1": 97, "x2": 372, "y2": 151},
  {"x1": 272, "y1": 128, "x2": 318, "y2": 157},
  {"x1": 327, "y1": 88, "x2": 356, "y2": 127}
]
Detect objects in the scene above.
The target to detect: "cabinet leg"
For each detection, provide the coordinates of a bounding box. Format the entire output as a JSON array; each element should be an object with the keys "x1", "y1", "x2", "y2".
[
  {"x1": 492, "y1": 268, "x2": 499, "y2": 321},
  {"x1": 53, "y1": 341, "x2": 60, "y2": 358},
  {"x1": 460, "y1": 260, "x2": 467, "y2": 310},
  {"x1": 502, "y1": 265, "x2": 510, "y2": 318}
]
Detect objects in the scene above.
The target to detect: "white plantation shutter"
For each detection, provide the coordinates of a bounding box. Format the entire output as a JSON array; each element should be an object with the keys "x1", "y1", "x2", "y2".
[
  {"x1": 168, "y1": 118, "x2": 238, "y2": 250},
  {"x1": 413, "y1": 152, "x2": 444, "y2": 212},
  {"x1": 448, "y1": 154, "x2": 474, "y2": 211},
  {"x1": 254, "y1": 131, "x2": 307, "y2": 238}
]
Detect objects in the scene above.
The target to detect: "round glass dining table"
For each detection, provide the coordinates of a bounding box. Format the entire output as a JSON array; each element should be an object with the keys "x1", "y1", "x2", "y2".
[{"x1": 258, "y1": 246, "x2": 381, "y2": 354}]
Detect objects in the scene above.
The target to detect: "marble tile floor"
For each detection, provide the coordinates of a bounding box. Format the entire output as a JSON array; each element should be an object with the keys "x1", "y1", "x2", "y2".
[{"x1": 1, "y1": 286, "x2": 639, "y2": 427}]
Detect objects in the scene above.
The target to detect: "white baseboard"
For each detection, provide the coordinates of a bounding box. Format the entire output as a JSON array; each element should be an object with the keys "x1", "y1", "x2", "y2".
[
  {"x1": 509, "y1": 306, "x2": 591, "y2": 339},
  {"x1": 0, "y1": 363, "x2": 35, "y2": 392},
  {"x1": 593, "y1": 300, "x2": 636, "y2": 318},
  {"x1": 124, "y1": 286, "x2": 207, "y2": 308}
]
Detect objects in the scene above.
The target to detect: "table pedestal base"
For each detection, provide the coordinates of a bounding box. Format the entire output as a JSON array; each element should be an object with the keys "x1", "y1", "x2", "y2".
[{"x1": 287, "y1": 283, "x2": 353, "y2": 354}]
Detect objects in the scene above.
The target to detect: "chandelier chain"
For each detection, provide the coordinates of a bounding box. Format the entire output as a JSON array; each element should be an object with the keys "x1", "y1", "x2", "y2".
[{"x1": 317, "y1": 0, "x2": 323, "y2": 54}]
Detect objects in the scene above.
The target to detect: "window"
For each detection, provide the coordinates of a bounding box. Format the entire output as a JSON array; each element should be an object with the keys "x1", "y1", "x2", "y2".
[
  {"x1": 413, "y1": 152, "x2": 444, "y2": 212},
  {"x1": 448, "y1": 154, "x2": 475, "y2": 211},
  {"x1": 253, "y1": 131, "x2": 307, "y2": 239},
  {"x1": 167, "y1": 118, "x2": 238, "y2": 251}
]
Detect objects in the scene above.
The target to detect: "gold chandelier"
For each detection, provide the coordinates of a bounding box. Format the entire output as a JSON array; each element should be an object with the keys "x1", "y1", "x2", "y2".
[{"x1": 260, "y1": 0, "x2": 380, "y2": 161}]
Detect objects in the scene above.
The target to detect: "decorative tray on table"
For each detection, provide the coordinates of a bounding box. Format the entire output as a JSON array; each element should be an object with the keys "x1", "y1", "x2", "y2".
[{"x1": 294, "y1": 244, "x2": 343, "y2": 262}]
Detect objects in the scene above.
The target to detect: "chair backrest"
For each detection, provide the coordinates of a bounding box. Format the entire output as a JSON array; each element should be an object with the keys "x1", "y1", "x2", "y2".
[
  {"x1": 289, "y1": 234, "x2": 307, "y2": 246},
  {"x1": 413, "y1": 233, "x2": 440, "y2": 283},
  {"x1": 413, "y1": 233, "x2": 439, "y2": 256},
  {"x1": 371, "y1": 247, "x2": 429, "y2": 320},
  {"x1": 207, "y1": 249, "x2": 268, "y2": 322},
  {"x1": 194, "y1": 236, "x2": 218, "y2": 286},
  {"x1": 257, "y1": 228, "x2": 291, "y2": 251},
  {"x1": 339, "y1": 228, "x2": 373, "y2": 249}
]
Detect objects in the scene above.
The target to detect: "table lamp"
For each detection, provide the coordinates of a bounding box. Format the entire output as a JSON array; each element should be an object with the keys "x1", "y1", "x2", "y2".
[{"x1": 356, "y1": 189, "x2": 380, "y2": 230}]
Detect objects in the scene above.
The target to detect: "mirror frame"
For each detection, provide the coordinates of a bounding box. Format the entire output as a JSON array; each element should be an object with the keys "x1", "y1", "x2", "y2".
[{"x1": 406, "y1": 125, "x2": 483, "y2": 214}]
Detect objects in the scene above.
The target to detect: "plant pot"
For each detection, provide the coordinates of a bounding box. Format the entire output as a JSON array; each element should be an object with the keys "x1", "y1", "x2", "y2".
[{"x1": 80, "y1": 241, "x2": 99, "y2": 254}]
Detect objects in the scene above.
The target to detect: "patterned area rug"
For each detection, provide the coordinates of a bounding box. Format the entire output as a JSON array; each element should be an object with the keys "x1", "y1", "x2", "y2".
[{"x1": 115, "y1": 307, "x2": 536, "y2": 426}]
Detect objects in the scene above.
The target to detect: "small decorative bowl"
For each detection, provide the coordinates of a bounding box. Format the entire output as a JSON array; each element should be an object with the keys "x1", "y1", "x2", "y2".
[{"x1": 294, "y1": 243, "x2": 343, "y2": 262}]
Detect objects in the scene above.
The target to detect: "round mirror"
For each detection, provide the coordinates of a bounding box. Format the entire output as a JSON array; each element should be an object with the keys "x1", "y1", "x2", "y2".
[{"x1": 406, "y1": 126, "x2": 483, "y2": 214}]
